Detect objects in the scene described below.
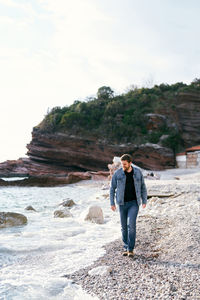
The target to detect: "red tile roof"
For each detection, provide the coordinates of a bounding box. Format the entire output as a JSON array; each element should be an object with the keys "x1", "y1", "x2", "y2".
[{"x1": 186, "y1": 145, "x2": 200, "y2": 152}]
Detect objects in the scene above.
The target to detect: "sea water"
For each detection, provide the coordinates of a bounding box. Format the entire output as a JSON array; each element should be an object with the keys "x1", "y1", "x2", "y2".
[{"x1": 0, "y1": 180, "x2": 120, "y2": 300}]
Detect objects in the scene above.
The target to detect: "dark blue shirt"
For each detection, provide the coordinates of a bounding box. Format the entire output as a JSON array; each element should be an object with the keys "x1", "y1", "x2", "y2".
[{"x1": 124, "y1": 169, "x2": 137, "y2": 202}]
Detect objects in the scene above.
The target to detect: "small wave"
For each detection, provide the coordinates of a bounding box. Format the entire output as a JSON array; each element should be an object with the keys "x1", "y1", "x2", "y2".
[{"x1": 0, "y1": 177, "x2": 29, "y2": 181}]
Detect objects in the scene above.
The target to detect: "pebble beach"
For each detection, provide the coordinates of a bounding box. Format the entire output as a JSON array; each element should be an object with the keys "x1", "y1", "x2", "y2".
[{"x1": 65, "y1": 170, "x2": 200, "y2": 300}]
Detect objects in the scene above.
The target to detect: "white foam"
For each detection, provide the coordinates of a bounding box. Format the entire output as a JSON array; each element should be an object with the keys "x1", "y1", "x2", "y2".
[{"x1": 0, "y1": 181, "x2": 119, "y2": 299}]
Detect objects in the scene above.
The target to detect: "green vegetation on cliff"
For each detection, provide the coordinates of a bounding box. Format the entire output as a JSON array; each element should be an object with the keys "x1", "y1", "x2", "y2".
[{"x1": 36, "y1": 79, "x2": 200, "y2": 153}]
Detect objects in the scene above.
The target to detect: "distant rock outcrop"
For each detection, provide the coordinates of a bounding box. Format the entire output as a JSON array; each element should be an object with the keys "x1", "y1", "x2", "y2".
[
  {"x1": 0, "y1": 90, "x2": 200, "y2": 179},
  {"x1": 0, "y1": 168, "x2": 92, "y2": 187}
]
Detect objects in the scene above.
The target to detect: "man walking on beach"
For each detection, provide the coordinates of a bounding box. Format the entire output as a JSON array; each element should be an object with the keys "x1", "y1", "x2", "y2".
[{"x1": 110, "y1": 154, "x2": 147, "y2": 257}]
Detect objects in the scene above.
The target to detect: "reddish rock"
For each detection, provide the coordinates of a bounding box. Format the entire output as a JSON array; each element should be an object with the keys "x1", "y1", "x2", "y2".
[
  {"x1": 67, "y1": 172, "x2": 92, "y2": 184},
  {"x1": 25, "y1": 129, "x2": 175, "y2": 172},
  {"x1": 0, "y1": 172, "x2": 92, "y2": 187},
  {"x1": 0, "y1": 157, "x2": 70, "y2": 177},
  {"x1": 0, "y1": 135, "x2": 175, "y2": 184},
  {"x1": 132, "y1": 143, "x2": 174, "y2": 170},
  {"x1": 26, "y1": 130, "x2": 125, "y2": 171},
  {"x1": 90, "y1": 171, "x2": 110, "y2": 181}
]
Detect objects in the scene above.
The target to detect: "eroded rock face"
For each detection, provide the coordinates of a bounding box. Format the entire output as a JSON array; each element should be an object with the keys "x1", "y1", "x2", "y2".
[
  {"x1": 132, "y1": 143, "x2": 174, "y2": 170},
  {"x1": 0, "y1": 137, "x2": 174, "y2": 178},
  {"x1": 0, "y1": 140, "x2": 174, "y2": 178},
  {"x1": 26, "y1": 131, "x2": 126, "y2": 172},
  {"x1": 175, "y1": 92, "x2": 200, "y2": 146},
  {"x1": 25, "y1": 130, "x2": 175, "y2": 171},
  {"x1": 0, "y1": 212, "x2": 28, "y2": 228}
]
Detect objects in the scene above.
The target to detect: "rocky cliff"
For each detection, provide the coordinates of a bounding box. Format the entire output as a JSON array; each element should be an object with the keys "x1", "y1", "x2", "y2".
[
  {"x1": 0, "y1": 133, "x2": 174, "y2": 181},
  {"x1": 26, "y1": 130, "x2": 174, "y2": 171},
  {"x1": 174, "y1": 92, "x2": 200, "y2": 146},
  {"x1": 0, "y1": 85, "x2": 200, "y2": 180}
]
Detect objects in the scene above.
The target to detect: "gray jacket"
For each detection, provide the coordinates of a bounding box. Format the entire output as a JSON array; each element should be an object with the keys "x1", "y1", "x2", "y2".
[{"x1": 110, "y1": 165, "x2": 147, "y2": 206}]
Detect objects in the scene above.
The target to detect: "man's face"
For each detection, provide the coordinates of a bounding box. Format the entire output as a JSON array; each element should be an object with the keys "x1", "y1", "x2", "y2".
[{"x1": 121, "y1": 160, "x2": 132, "y2": 171}]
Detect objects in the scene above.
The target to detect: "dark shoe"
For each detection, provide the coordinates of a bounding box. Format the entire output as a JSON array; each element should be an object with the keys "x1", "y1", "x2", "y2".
[
  {"x1": 128, "y1": 251, "x2": 134, "y2": 257},
  {"x1": 122, "y1": 251, "x2": 128, "y2": 256}
]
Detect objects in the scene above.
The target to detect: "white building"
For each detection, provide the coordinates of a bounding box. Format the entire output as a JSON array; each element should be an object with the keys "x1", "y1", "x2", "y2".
[
  {"x1": 176, "y1": 152, "x2": 186, "y2": 168},
  {"x1": 176, "y1": 145, "x2": 200, "y2": 168}
]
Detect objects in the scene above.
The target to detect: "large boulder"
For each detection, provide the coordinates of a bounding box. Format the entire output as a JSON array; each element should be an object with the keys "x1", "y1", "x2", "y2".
[
  {"x1": 84, "y1": 206, "x2": 104, "y2": 224},
  {"x1": 0, "y1": 212, "x2": 28, "y2": 228}
]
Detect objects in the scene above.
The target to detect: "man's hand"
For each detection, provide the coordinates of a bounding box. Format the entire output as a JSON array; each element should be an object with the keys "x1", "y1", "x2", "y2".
[
  {"x1": 111, "y1": 205, "x2": 116, "y2": 211},
  {"x1": 142, "y1": 204, "x2": 146, "y2": 209}
]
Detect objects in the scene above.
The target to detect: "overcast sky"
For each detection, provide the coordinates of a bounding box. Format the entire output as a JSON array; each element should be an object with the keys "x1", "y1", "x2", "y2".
[{"x1": 0, "y1": 0, "x2": 199, "y2": 162}]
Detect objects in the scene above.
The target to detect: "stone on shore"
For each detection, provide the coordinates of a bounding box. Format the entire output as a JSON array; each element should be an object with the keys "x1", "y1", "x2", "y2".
[
  {"x1": 0, "y1": 212, "x2": 28, "y2": 228},
  {"x1": 88, "y1": 266, "x2": 112, "y2": 276},
  {"x1": 84, "y1": 206, "x2": 104, "y2": 224}
]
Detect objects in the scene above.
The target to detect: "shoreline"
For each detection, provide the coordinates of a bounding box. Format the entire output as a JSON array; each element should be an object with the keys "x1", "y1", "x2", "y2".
[
  {"x1": 64, "y1": 175, "x2": 200, "y2": 299},
  {"x1": 65, "y1": 238, "x2": 200, "y2": 300}
]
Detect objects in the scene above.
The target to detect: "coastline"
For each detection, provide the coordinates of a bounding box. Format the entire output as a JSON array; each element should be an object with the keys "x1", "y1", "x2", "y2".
[{"x1": 65, "y1": 173, "x2": 200, "y2": 299}]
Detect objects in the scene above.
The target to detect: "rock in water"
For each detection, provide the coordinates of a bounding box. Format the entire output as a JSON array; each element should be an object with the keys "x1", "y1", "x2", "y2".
[
  {"x1": 25, "y1": 205, "x2": 37, "y2": 211},
  {"x1": 0, "y1": 212, "x2": 28, "y2": 228},
  {"x1": 59, "y1": 199, "x2": 76, "y2": 208},
  {"x1": 84, "y1": 206, "x2": 104, "y2": 224},
  {"x1": 54, "y1": 209, "x2": 72, "y2": 218}
]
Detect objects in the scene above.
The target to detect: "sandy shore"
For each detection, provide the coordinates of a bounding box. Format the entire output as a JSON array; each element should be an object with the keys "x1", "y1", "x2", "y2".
[{"x1": 65, "y1": 169, "x2": 200, "y2": 299}]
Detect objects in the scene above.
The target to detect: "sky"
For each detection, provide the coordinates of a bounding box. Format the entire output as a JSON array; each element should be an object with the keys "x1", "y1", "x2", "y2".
[{"x1": 0, "y1": 0, "x2": 200, "y2": 162}]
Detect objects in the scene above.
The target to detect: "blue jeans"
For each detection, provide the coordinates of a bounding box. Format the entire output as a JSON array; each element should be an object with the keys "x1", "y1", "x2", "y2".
[{"x1": 119, "y1": 200, "x2": 139, "y2": 251}]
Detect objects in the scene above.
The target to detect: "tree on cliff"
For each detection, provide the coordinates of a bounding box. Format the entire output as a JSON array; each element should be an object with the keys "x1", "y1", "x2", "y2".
[
  {"x1": 192, "y1": 78, "x2": 200, "y2": 87},
  {"x1": 97, "y1": 86, "x2": 114, "y2": 99}
]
